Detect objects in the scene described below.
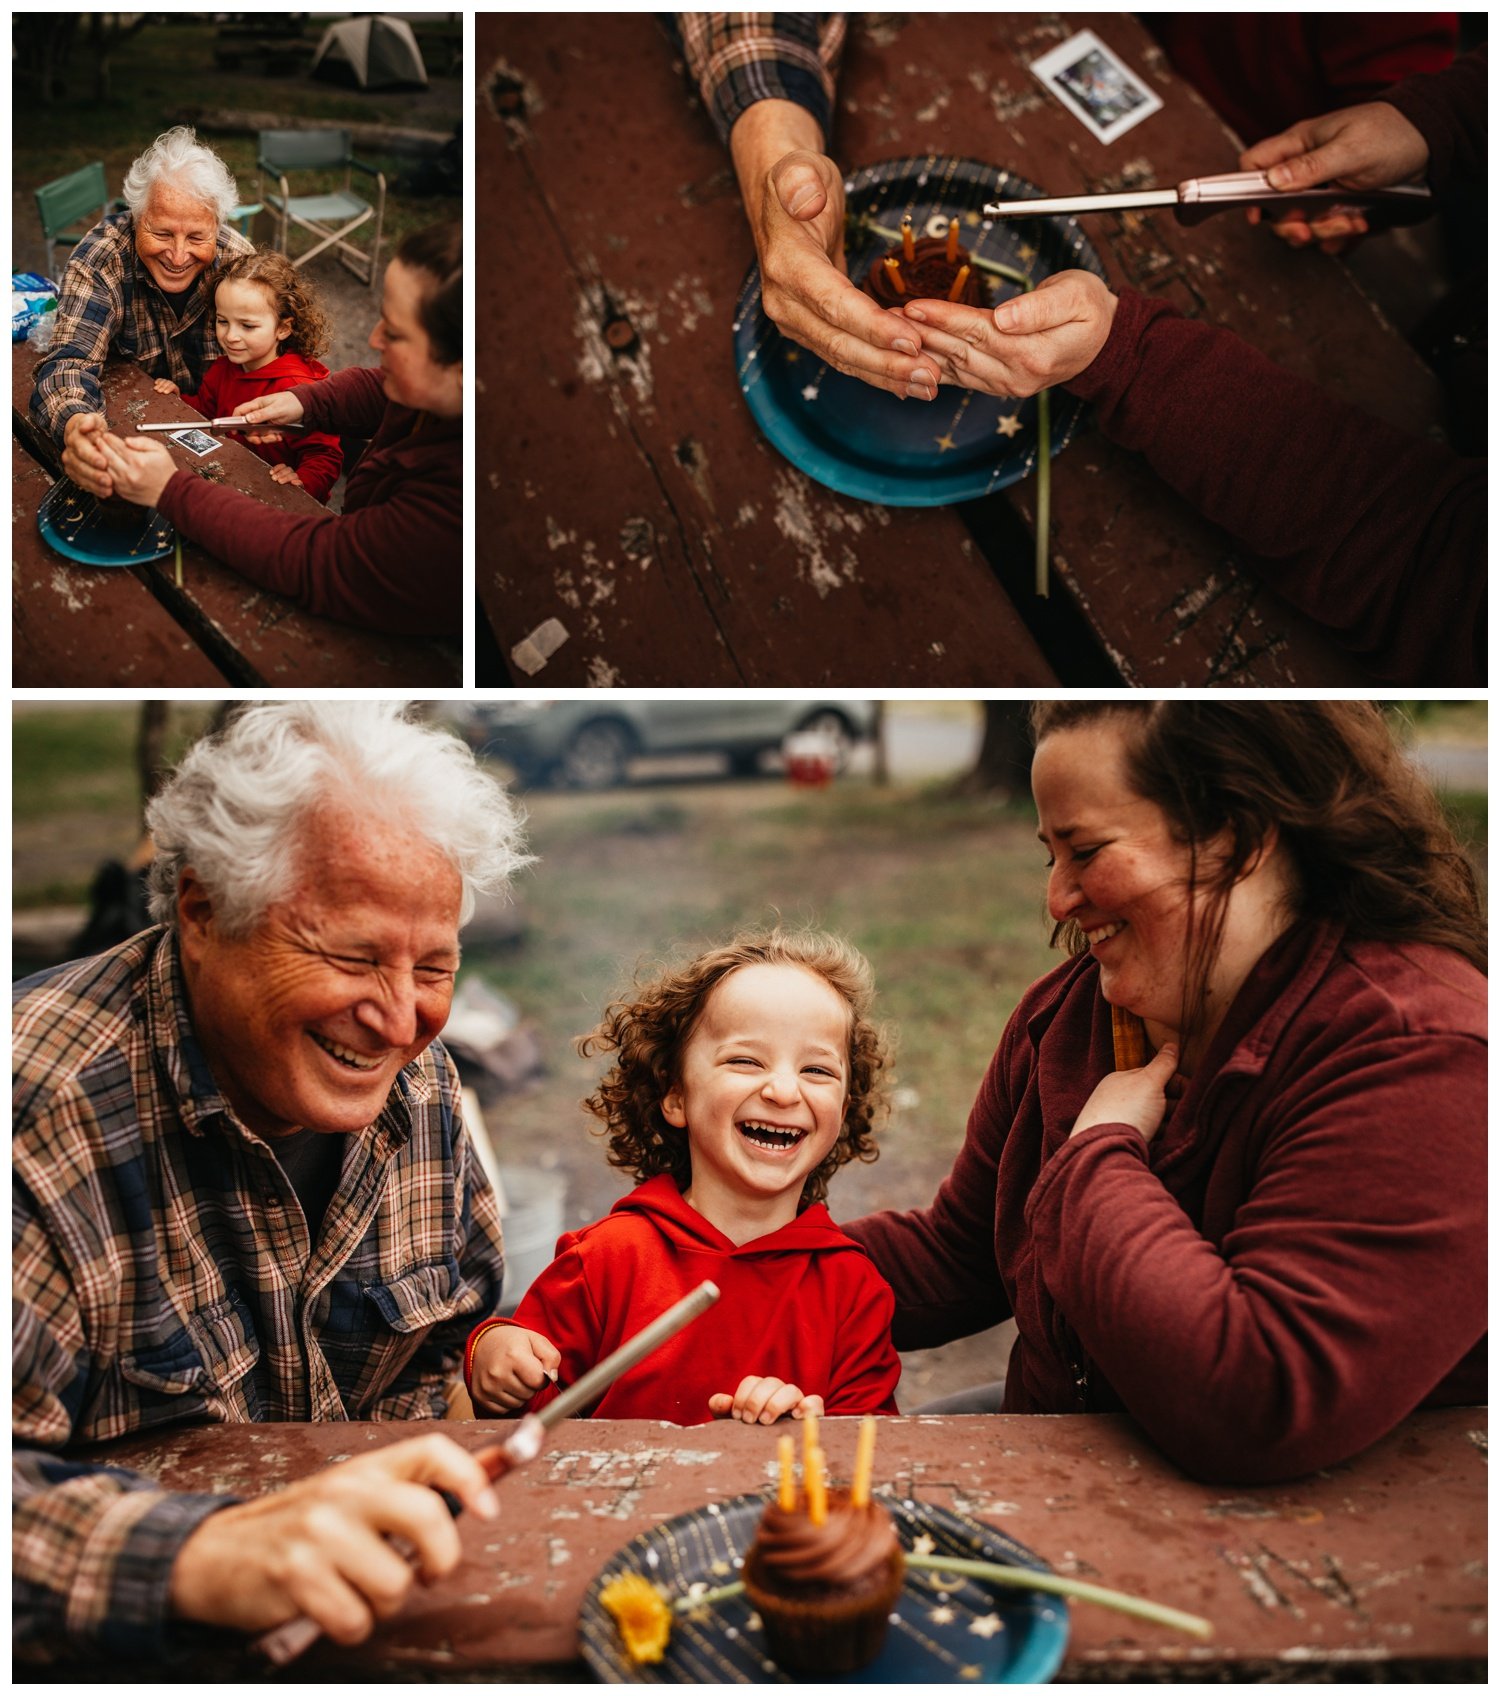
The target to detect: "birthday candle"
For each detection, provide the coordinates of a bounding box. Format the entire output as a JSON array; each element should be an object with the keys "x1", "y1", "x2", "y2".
[
  {"x1": 946, "y1": 217, "x2": 960, "y2": 265},
  {"x1": 778, "y1": 1435, "x2": 796, "y2": 1511},
  {"x1": 806, "y1": 1444, "x2": 828, "y2": 1525},
  {"x1": 882, "y1": 257, "x2": 907, "y2": 297},
  {"x1": 850, "y1": 1415, "x2": 877, "y2": 1508},
  {"x1": 946, "y1": 264, "x2": 972, "y2": 302},
  {"x1": 803, "y1": 1408, "x2": 820, "y2": 1477},
  {"x1": 901, "y1": 214, "x2": 916, "y2": 262}
]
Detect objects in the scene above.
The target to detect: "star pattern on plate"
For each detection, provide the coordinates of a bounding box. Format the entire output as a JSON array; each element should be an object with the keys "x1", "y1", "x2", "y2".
[
  {"x1": 1017, "y1": 241, "x2": 1037, "y2": 262},
  {"x1": 928, "y1": 1605, "x2": 957, "y2": 1625},
  {"x1": 709, "y1": 1560, "x2": 731, "y2": 1578},
  {"x1": 933, "y1": 431, "x2": 958, "y2": 453},
  {"x1": 959, "y1": 1665, "x2": 984, "y2": 1680},
  {"x1": 996, "y1": 414, "x2": 1023, "y2": 438},
  {"x1": 911, "y1": 1534, "x2": 937, "y2": 1556},
  {"x1": 969, "y1": 1613, "x2": 1005, "y2": 1639},
  {"x1": 802, "y1": 384, "x2": 820, "y2": 402}
]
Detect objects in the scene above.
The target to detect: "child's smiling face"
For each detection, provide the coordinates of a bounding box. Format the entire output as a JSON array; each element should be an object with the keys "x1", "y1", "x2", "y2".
[
  {"x1": 214, "y1": 278, "x2": 291, "y2": 372},
  {"x1": 663, "y1": 963, "x2": 850, "y2": 1225}
]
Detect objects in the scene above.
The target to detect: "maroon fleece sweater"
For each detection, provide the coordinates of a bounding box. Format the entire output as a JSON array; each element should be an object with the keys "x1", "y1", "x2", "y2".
[
  {"x1": 155, "y1": 365, "x2": 459, "y2": 636},
  {"x1": 467, "y1": 1174, "x2": 901, "y2": 1423},
  {"x1": 845, "y1": 922, "x2": 1486, "y2": 1484},
  {"x1": 1064, "y1": 291, "x2": 1484, "y2": 684}
]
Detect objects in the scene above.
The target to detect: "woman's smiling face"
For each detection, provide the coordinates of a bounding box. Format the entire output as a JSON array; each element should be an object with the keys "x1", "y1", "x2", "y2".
[{"x1": 1031, "y1": 719, "x2": 1206, "y2": 1034}]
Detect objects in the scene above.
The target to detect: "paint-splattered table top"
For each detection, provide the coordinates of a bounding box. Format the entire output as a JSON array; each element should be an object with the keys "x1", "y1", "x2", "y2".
[
  {"x1": 13, "y1": 345, "x2": 460, "y2": 687},
  {"x1": 46, "y1": 1407, "x2": 1487, "y2": 1680},
  {"x1": 478, "y1": 12, "x2": 1445, "y2": 686}
]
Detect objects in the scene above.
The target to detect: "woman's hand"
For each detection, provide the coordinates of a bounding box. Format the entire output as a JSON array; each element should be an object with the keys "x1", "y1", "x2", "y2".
[
  {"x1": 96, "y1": 434, "x2": 179, "y2": 507},
  {"x1": 153, "y1": 377, "x2": 181, "y2": 397},
  {"x1": 268, "y1": 463, "x2": 305, "y2": 489},
  {"x1": 234, "y1": 389, "x2": 305, "y2": 444},
  {"x1": 468, "y1": 1324, "x2": 560, "y2": 1415},
  {"x1": 901, "y1": 271, "x2": 1119, "y2": 398},
  {"x1": 1071, "y1": 1043, "x2": 1181, "y2": 1145},
  {"x1": 708, "y1": 1376, "x2": 824, "y2": 1425}
]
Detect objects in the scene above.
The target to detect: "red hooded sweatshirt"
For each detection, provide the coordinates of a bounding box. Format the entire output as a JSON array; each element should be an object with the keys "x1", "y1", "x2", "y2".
[
  {"x1": 466, "y1": 1175, "x2": 901, "y2": 1423},
  {"x1": 183, "y1": 350, "x2": 342, "y2": 504}
]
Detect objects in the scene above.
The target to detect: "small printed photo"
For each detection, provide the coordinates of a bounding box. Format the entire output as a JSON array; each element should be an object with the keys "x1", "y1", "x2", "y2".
[
  {"x1": 1029, "y1": 30, "x2": 1162, "y2": 145},
  {"x1": 170, "y1": 427, "x2": 222, "y2": 457}
]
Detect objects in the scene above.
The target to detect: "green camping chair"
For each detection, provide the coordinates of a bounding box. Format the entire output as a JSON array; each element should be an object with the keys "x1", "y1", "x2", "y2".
[
  {"x1": 35, "y1": 162, "x2": 125, "y2": 275},
  {"x1": 257, "y1": 128, "x2": 386, "y2": 286}
]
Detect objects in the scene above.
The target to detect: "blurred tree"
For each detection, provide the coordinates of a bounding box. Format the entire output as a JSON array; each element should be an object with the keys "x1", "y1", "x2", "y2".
[
  {"x1": 959, "y1": 703, "x2": 1033, "y2": 798},
  {"x1": 12, "y1": 13, "x2": 151, "y2": 104}
]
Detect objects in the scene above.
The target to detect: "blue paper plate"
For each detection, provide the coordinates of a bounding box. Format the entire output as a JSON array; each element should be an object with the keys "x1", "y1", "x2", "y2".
[
  {"x1": 733, "y1": 155, "x2": 1108, "y2": 506},
  {"x1": 580, "y1": 1493, "x2": 1068, "y2": 1683},
  {"x1": 38, "y1": 477, "x2": 175, "y2": 567}
]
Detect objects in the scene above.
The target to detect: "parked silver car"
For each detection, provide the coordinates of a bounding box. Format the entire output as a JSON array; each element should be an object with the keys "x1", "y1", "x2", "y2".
[{"x1": 455, "y1": 700, "x2": 877, "y2": 789}]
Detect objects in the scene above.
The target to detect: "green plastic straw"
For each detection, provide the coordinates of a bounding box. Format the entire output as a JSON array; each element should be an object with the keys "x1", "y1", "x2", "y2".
[
  {"x1": 857, "y1": 217, "x2": 1052, "y2": 596},
  {"x1": 671, "y1": 1552, "x2": 1210, "y2": 1640}
]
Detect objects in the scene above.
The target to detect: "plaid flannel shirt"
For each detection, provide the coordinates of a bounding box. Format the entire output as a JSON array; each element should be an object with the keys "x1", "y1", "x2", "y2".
[
  {"x1": 675, "y1": 12, "x2": 847, "y2": 145},
  {"x1": 29, "y1": 210, "x2": 254, "y2": 445},
  {"x1": 12, "y1": 927, "x2": 506, "y2": 1661}
]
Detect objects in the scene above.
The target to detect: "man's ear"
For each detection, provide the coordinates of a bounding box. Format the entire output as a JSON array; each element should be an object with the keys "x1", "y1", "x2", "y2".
[
  {"x1": 176, "y1": 869, "x2": 215, "y2": 959},
  {"x1": 661, "y1": 1085, "x2": 687, "y2": 1129}
]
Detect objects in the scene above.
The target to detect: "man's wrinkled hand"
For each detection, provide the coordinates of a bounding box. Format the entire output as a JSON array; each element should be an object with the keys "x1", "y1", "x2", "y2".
[
  {"x1": 61, "y1": 412, "x2": 115, "y2": 499},
  {"x1": 1240, "y1": 102, "x2": 1430, "y2": 252},
  {"x1": 901, "y1": 270, "x2": 1119, "y2": 398},
  {"x1": 96, "y1": 434, "x2": 178, "y2": 507},
  {"x1": 168, "y1": 1432, "x2": 500, "y2": 1643}
]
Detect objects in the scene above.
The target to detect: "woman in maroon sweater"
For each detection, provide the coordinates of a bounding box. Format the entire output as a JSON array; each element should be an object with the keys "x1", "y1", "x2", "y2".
[
  {"x1": 845, "y1": 704, "x2": 1486, "y2": 1484},
  {"x1": 98, "y1": 223, "x2": 462, "y2": 638}
]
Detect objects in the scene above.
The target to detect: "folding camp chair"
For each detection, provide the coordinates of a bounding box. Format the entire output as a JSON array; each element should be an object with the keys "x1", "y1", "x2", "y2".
[
  {"x1": 35, "y1": 162, "x2": 125, "y2": 275},
  {"x1": 257, "y1": 128, "x2": 387, "y2": 285}
]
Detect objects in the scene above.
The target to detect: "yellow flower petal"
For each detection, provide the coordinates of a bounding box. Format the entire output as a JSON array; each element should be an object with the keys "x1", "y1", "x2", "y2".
[{"x1": 599, "y1": 1572, "x2": 673, "y2": 1664}]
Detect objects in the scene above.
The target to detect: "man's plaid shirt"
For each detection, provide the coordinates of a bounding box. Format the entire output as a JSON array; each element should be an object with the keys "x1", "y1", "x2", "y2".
[
  {"x1": 12, "y1": 927, "x2": 506, "y2": 1660},
  {"x1": 675, "y1": 13, "x2": 846, "y2": 145},
  {"x1": 29, "y1": 210, "x2": 254, "y2": 445}
]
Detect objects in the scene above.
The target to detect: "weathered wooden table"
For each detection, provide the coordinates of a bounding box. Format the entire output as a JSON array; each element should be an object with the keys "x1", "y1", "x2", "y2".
[
  {"x1": 13, "y1": 345, "x2": 461, "y2": 686},
  {"x1": 479, "y1": 11, "x2": 1450, "y2": 686},
  {"x1": 40, "y1": 1407, "x2": 1487, "y2": 1680}
]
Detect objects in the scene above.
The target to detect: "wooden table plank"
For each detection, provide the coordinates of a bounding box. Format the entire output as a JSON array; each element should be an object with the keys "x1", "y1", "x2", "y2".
[
  {"x1": 50, "y1": 1407, "x2": 1486, "y2": 1680},
  {"x1": 479, "y1": 13, "x2": 1443, "y2": 686},
  {"x1": 479, "y1": 14, "x2": 1059, "y2": 687},
  {"x1": 15, "y1": 345, "x2": 460, "y2": 686},
  {"x1": 12, "y1": 434, "x2": 229, "y2": 686}
]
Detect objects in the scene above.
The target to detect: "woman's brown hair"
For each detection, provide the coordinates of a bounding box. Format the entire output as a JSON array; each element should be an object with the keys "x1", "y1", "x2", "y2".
[
  {"x1": 395, "y1": 221, "x2": 461, "y2": 366},
  {"x1": 577, "y1": 927, "x2": 890, "y2": 1209},
  {"x1": 212, "y1": 248, "x2": 330, "y2": 361},
  {"x1": 1030, "y1": 702, "x2": 1486, "y2": 1039}
]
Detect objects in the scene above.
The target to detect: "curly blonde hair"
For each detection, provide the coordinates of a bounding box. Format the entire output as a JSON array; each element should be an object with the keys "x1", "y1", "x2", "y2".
[
  {"x1": 213, "y1": 247, "x2": 331, "y2": 361},
  {"x1": 578, "y1": 927, "x2": 890, "y2": 1210}
]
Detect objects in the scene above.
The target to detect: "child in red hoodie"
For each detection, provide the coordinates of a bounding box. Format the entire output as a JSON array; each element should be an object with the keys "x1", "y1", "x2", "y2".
[
  {"x1": 153, "y1": 249, "x2": 342, "y2": 503},
  {"x1": 465, "y1": 928, "x2": 902, "y2": 1424}
]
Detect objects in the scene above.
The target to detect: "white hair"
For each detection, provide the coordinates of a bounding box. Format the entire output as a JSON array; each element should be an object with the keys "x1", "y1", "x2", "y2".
[
  {"x1": 145, "y1": 702, "x2": 531, "y2": 937},
  {"x1": 122, "y1": 125, "x2": 240, "y2": 226}
]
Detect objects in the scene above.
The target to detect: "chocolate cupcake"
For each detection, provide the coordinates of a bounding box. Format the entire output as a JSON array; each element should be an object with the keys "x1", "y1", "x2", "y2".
[
  {"x1": 864, "y1": 225, "x2": 984, "y2": 309},
  {"x1": 742, "y1": 1487, "x2": 906, "y2": 1674}
]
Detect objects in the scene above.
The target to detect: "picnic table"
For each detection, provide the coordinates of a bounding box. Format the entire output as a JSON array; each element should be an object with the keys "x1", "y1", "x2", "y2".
[
  {"x1": 479, "y1": 11, "x2": 1450, "y2": 686},
  {"x1": 32, "y1": 1406, "x2": 1486, "y2": 1680},
  {"x1": 13, "y1": 345, "x2": 461, "y2": 686}
]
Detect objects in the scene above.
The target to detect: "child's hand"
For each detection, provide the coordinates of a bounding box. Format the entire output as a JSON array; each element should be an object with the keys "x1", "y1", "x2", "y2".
[
  {"x1": 153, "y1": 378, "x2": 180, "y2": 396},
  {"x1": 708, "y1": 1377, "x2": 825, "y2": 1424},
  {"x1": 469, "y1": 1324, "x2": 561, "y2": 1415},
  {"x1": 1070, "y1": 1043, "x2": 1181, "y2": 1145},
  {"x1": 268, "y1": 463, "x2": 304, "y2": 488}
]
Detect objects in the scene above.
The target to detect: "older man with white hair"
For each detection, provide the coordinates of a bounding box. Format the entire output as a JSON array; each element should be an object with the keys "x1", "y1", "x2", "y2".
[
  {"x1": 30, "y1": 125, "x2": 254, "y2": 501},
  {"x1": 13, "y1": 702, "x2": 530, "y2": 1661}
]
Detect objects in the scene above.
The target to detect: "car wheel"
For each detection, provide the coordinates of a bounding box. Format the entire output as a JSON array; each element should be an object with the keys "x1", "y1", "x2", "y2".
[
  {"x1": 793, "y1": 709, "x2": 856, "y2": 774},
  {"x1": 560, "y1": 720, "x2": 635, "y2": 789}
]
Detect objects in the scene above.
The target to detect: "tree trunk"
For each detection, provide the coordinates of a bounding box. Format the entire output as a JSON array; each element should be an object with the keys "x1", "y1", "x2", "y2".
[{"x1": 957, "y1": 702, "x2": 1034, "y2": 798}]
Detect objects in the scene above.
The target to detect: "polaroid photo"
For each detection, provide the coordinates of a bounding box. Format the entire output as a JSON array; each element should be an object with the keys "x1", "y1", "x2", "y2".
[
  {"x1": 1029, "y1": 30, "x2": 1163, "y2": 146},
  {"x1": 170, "y1": 427, "x2": 221, "y2": 457}
]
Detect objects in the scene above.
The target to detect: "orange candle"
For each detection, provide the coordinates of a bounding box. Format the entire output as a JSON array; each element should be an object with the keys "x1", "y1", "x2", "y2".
[
  {"x1": 901, "y1": 214, "x2": 916, "y2": 262},
  {"x1": 946, "y1": 264, "x2": 972, "y2": 302},
  {"x1": 850, "y1": 1415, "x2": 877, "y2": 1508},
  {"x1": 882, "y1": 257, "x2": 907, "y2": 297},
  {"x1": 806, "y1": 1444, "x2": 828, "y2": 1525},
  {"x1": 946, "y1": 217, "x2": 960, "y2": 265},
  {"x1": 778, "y1": 1434, "x2": 796, "y2": 1510},
  {"x1": 803, "y1": 1408, "x2": 820, "y2": 1476}
]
